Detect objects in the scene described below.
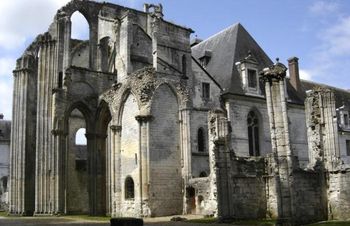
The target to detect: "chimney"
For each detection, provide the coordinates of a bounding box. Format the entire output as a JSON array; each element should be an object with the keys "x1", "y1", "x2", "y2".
[
  {"x1": 288, "y1": 57, "x2": 302, "y2": 92},
  {"x1": 0, "y1": 113, "x2": 3, "y2": 120}
]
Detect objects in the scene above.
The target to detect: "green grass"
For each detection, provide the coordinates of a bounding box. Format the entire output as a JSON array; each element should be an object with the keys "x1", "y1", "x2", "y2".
[
  {"x1": 231, "y1": 219, "x2": 276, "y2": 226},
  {"x1": 0, "y1": 211, "x2": 7, "y2": 217},
  {"x1": 186, "y1": 217, "x2": 217, "y2": 224},
  {"x1": 62, "y1": 215, "x2": 110, "y2": 222},
  {"x1": 305, "y1": 221, "x2": 350, "y2": 226},
  {"x1": 186, "y1": 218, "x2": 276, "y2": 225}
]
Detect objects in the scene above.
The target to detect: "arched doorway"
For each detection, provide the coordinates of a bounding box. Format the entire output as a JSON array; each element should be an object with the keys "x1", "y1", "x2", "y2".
[
  {"x1": 66, "y1": 108, "x2": 89, "y2": 214},
  {"x1": 94, "y1": 101, "x2": 112, "y2": 215}
]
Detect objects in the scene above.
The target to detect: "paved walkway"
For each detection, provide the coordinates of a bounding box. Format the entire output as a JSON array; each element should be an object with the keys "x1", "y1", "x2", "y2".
[{"x1": 0, "y1": 215, "x2": 236, "y2": 226}]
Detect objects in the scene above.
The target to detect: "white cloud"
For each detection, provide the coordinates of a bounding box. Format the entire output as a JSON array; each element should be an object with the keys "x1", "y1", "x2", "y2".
[
  {"x1": 321, "y1": 16, "x2": 350, "y2": 56},
  {"x1": 309, "y1": 1, "x2": 339, "y2": 15},
  {"x1": 0, "y1": 0, "x2": 70, "y2": 50},
  {"x1": 0, "y1": 79, "x2": 13, "y2": 120},
  {"x1": 0, "y1": 57, "x2": 16, "y2": 78},
  {"x1": 299, "y1": 69, "x2": 313, "y2": 80}
]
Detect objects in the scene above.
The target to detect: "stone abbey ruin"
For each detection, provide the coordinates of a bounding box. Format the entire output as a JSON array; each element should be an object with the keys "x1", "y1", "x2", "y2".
[{"x1": 9, "y1": 0, "x2": 350, "y2": 225}]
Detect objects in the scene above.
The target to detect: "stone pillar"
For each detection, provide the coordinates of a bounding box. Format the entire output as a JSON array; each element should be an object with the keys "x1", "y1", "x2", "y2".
[
  {"x1": 135, "y1": 115, "x2": 153, "y2": 217},
  {"x1": 179, "y1": 109, "x2": 192, "y2": 214},
  {"x1": 51, "y1": 127, "x2": 66, "y2": 214},
  {"x1": 9, "y1": 54, "x2": 37, "y2": 215},
  {"x1": 110, "y1": 125, "x2": 122, "y2": 217},
  {"x1": 208, "y1": 109, "x2": 230, "y2": 219},
  {"x1": 305, "y1": 88, "x2": 340, "y2": 170},
  {"x1": 34, "y1": 33, "x2": 56, "y2": 215},
  {"x1": 260, "y1": 59, "x2": 294, "y2": 225}
]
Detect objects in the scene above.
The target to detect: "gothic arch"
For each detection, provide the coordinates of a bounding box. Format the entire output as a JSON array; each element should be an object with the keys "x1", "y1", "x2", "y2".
[{"x1": 247, "y1": 108, "x2": 262, "y2": 156}]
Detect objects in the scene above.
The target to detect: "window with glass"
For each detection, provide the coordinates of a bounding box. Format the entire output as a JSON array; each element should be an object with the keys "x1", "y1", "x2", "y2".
[{"x1": 247, "y1": 111, "x2": 260, "y2": 156}]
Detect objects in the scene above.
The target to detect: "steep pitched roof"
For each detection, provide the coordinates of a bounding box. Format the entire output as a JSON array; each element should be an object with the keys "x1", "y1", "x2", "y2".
[
  {"x1": 191, "y1": 23, "x2": 273, "y2": 93},
  {"x1": 301, "y1": 80, "x2": 350, "y2": 108}
]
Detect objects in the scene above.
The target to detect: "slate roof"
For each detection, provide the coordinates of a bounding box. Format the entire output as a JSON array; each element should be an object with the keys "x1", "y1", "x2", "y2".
[
  {"x1": 191, "y1": 22, "x2": 350, "y2": 106},
  {"x1": 301, "y1": 80, "x2": 350, "y2": 108},
  {"x1": 191, "y1": 23, "x2": 273, "y2": 94}
]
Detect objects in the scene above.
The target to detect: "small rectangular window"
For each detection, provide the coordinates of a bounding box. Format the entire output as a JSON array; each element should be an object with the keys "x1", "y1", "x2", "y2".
[
  {"x1": 345, "y1": 114, "x2": 349, "y2": 126},
  {"x1": 248, "y1": 69, "x2": 257, "y2": 88},
  {"x1": 346, "y1": 140, "x2": 350, "y2": 156},
  {"x1": 202, "y1": 82, "x2": 210, "y2": 99}
]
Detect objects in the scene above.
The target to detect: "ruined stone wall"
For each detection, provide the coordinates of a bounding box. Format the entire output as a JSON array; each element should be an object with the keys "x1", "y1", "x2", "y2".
[
  {"x1": 187, "y1": 177, "x2": 212, "y2": 215},
  {"x1": 119, "y1": 94, "x2": 139, "y2": 217},
  {"x1": 67, "y1": 110, "x2": 88, "y2": 214},
  {"x1": 149, "y1": 85, "x2": 182, "y2": 216},
  {"x1": 292, "y1": 170, "x2": 327, "y2": 225},
  {"x1": 226, "y1": 157, "x2": 267, "y2": 219},
  {"x1": 328, "y1": 170, "x2": 350, "y2": 220}
]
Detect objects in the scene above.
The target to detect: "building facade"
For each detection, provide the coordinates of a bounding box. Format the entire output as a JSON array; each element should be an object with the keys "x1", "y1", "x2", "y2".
[
  {"x1": 9, "y1": 0, "x2": 350, "y2": 225},
  {"x1": 0, "y1": 114, "x2": 10, "y2": 210}
]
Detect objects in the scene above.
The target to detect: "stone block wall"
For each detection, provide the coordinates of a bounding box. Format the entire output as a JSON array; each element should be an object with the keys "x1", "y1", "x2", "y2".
[
  {"x1": 292, "y1": 170, "x2": 327, "y2": 225},
  {"x1": 228, "y1": 157, "x2": 267, "y2": 219},
  {"x1": 187, "y1": 177, "x2": 213, "y2": 215},
  {"x1": 216, "y1": 155, "x2": 267, "y2": 219},
  {"x1": 328, "y1": 170, "x2": 350, "y2": 220},
  {"x1": 149, "y1": 85, "x2": 182, "y2": 216}
]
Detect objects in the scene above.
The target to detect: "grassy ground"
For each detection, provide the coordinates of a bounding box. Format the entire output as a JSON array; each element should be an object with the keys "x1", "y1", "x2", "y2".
[
  {"x1": 187, "y1": 218, "x2": 276, "y2": 225},
  {"x1": 305, "y1": 221, "x2": 350, "y2": 226}
]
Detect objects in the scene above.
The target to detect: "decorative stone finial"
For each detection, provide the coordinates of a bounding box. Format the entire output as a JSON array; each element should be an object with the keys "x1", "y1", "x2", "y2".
[{"x1": 259, "y1": 57, "x2": 287, "y2": 82}]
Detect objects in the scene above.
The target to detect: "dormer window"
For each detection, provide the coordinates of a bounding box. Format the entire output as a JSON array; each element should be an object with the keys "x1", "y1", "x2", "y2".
[
  {"x1": 198, "y1": 50, "x2": 212, "y2": 68},
  {"x1": 236, "y1": 51, "x2": 261, "y2": 96},
  {"x1": 248, "y1": 69, "x2": 257, "y2": 88},
  {"x1": 337, "y1": 106, "x2": 350, "y2": 130}
]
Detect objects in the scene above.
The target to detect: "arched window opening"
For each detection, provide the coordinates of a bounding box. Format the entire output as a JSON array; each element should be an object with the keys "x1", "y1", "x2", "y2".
[
  {"x1": 247, "y1": 111, "x2": 260, "y2": 156},
  {"x1": 182, "y1": 54, "x2": 188, "y2": 79},
  {"x1": 199, "y1": 171, "x2": 207, "y2": 177},
  {"x1": 71, "y1": 11, "x2": 89, "y2": 40},
  {"x1": 197, "y1": 195, "x2": 204, "y2": 207},
  {"x1": 197, "y1": 127, "x2": 206, "y2": 152},
  {"x1": 75, "y1": 128, "x2": 86, "y2": 145},
  {"x1": 125, "y1": 176, "x2": 135, "y2": 199}
]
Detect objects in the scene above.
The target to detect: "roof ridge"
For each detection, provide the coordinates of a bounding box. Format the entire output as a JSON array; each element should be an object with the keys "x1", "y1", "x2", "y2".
[
  {"x1": 301, "y1": 79, "x2": 350, "y2": 93},
  {"x1": 192, "y1": 22, "x2": 241, "y2": 49}
]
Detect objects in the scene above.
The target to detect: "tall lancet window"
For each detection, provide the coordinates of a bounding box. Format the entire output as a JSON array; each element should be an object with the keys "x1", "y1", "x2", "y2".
[{"x1": 247, "y1": 111, "x2": 260, "y2": 156}]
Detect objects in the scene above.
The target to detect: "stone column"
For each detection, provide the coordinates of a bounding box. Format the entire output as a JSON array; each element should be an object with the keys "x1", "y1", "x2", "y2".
[
  {"x1": 260, "y1": 59, "x2": 294, "y2": 225},
  {"x1": 135, "y1": 115, "x2": 153, "y2": 217},
  {"x1": 10, "y1": 54, "x2": 37, "y2": 215},
  {"x1": 34, "y1": 33, "x2": 56, "y2": 215},
  {"x1": 208, "y1": 109, "x2": 230, "y2": 219},
  {"x1": 51, "y1": 127, "x2": 67, "y2": 214},
  {"x1": 110, "y1": 125, "x2": 122, "y2": 217},
  {"x1": 305, "y1": 88, "x2": 340, "y2": 170}
]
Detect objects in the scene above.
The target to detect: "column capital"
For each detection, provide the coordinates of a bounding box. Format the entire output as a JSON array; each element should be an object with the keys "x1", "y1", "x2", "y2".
[
  {"x1": 259, "y1": 58, "x2": 287, "y2": 83},
  {"x1": 51, "y1": 129, "x2": 67, "y2": 136},
  {"x1": 135, "y1": 115, "x2": 153, "y2": 123},
  {"x1": 110, "y1": 125, "x2": 122, "y2": 132}
]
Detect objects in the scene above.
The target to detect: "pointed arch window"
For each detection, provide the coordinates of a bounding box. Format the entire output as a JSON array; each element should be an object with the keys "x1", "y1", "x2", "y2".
[
  {"x1": 197, "y1": 127, "x2": 206, "y2": 152},
  {"x1": 247, "y1": 111, "x2": 260, "y2": 156},
  {"x1": 125, "y1": 176, "x2": 135, "y2": 199}
]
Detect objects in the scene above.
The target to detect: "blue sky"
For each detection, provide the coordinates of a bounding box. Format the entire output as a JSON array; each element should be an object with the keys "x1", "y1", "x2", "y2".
[{"x1": 1, "y1": 0, "x2": 350, "y2": 120}]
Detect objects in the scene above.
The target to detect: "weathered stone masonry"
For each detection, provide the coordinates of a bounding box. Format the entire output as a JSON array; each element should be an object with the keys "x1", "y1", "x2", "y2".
[{"x1": 9, "y1": 0, "x2": 350, "y2": 224}]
